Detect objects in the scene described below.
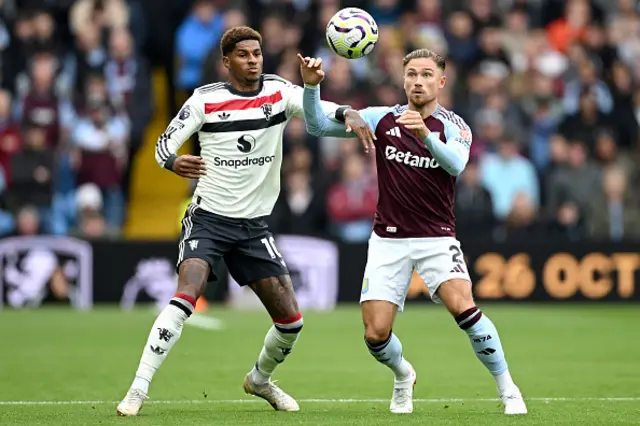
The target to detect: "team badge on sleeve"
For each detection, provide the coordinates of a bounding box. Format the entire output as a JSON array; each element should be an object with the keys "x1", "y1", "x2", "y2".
[
  {"x1": 455, "y1": 128, "x2": 472, "y2": 149},
  {"x1": 179, "y1": 106, "x2": 191, "y2": 120}
]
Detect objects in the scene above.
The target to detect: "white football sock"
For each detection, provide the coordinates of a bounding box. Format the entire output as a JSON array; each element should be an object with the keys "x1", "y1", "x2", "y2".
[
  {"x1": 131, "y1": 294, "x2": 195, "y2": 393},
  {"x1": 249, "y1": 314, "x2": 304, "y2": 385}
]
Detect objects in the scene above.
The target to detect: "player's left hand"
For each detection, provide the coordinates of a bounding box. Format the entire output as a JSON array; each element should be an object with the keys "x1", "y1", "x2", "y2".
[
  {"x1": 345, "y1": 109, "x2": 376, "y2": 153},
  {"x1": 396, "y1": 110, "x2": 429, "y2": 140},
  {"x1": 297, "y1": 53, "x2": 325, "y2": 86}
]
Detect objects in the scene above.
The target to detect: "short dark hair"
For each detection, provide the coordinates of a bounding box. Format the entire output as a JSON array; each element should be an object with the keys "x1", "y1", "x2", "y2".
[
  {"x1": 402, "y1": 49, "x2": 446, "y2": 71},
  {"x1": 220, "y1": 26, "x2": 262, "y2": 56}
]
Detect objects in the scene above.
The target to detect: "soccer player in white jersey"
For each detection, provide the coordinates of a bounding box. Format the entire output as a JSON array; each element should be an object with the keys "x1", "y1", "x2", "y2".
[
  {"x1": 300, "y1": 49, "x2": 527, "y2": 415},
  {"x1": 116, "y1": 26, "x2": 375, "y2": 416}
]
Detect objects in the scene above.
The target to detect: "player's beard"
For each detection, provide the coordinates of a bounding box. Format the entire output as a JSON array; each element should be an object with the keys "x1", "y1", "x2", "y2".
[{"x1": 410, "y1": 93, "x2": 435, "y2": 108}]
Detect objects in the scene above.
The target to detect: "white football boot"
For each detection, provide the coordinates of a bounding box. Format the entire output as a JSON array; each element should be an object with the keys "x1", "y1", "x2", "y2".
[
  {"x1": 116, "y1": 388, "x2": 148, "y2": 416},
  {"x1": 500, "y1": 386, "x2": 528, "y2": 415},
  {"x1": 390, "y1": 365, "x2": 417, "y2": 414},
  {"x1": 243, "y1": 375, "x2": 300, "y2": 411}
]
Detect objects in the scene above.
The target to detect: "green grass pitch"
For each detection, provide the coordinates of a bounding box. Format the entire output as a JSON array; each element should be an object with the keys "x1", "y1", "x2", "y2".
[{"x1": 1, "y1": 304, "x2": 639, "y2": 425}]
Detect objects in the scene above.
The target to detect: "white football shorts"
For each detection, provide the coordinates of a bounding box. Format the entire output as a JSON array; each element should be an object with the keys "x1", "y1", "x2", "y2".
[{"x1": 360, "y1": 231, "x2": 471, "y2": 310}]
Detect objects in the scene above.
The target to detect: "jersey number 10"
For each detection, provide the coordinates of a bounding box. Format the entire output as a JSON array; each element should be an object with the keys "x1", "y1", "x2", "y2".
[{"x1": 261, "y1": 237, "x2": 283, "y2": 260}]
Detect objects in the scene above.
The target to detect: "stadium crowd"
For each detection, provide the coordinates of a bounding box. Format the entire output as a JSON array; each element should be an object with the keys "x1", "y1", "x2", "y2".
[{"x1": 1, "y1": 0, "x2": 639, "y2": 243}]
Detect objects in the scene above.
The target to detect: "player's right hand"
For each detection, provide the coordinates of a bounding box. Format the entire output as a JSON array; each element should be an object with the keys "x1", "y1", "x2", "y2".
[
  {"x1": 172, "y1": 155, "x2": 207, "y2": 179},
  {"x1": 345, "y1": 109, "x2": 376, "y2": 154}
]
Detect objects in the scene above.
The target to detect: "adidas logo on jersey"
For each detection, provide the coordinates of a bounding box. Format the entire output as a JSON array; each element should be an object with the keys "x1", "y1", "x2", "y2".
[
  {"x1": 385, "y1": 146, "x2": 440, "y2": 169},
  {"x1": 385, "y1": 127, "x2": 401, "y2": 137},
  {"x1": 218, "y1": 112, "x2": 230, "y2": 120}
]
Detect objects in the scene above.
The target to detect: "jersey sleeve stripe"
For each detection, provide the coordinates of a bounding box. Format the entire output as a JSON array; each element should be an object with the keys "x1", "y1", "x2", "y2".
[
  {"x1": 156, "y1": 135, "x2": 170, "y2": 161},
  {"x1": 204, "y1": 91, "x2": 283, "y2": 113},
  {"x1": 200, "y1": 111, "x2": 287, "y2": 133},
  {"x1": 263, "y1": 74, "x2": 291, "y2": 85},
  {"x1": 197, "y1": 82, "x2": 226, "y2": 94}
]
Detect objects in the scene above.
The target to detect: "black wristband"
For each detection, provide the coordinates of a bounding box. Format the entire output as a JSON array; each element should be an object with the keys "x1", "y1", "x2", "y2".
[
  {"x1": 164, "y1": 154, "x2": 179, "y2": 171},
  {"x1": 335, "y1": 106, "x2": 351, "y2": 123}
]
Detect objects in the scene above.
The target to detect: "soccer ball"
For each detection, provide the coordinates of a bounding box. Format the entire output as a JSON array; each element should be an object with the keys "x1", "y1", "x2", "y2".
[{"x1": 326, "y1": 8, "x2": 378, "y2": 59}]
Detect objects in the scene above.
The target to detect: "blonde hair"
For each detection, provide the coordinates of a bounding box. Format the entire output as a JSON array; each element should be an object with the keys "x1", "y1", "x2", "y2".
[{"x1": 402, "y1": 48, "x2": 446, "y2": 71}]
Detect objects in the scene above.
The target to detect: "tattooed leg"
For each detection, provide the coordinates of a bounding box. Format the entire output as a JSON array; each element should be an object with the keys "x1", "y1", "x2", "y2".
[
  {"x1": 249, "y1": 274, "x2": 300, "y2": 319},
  {"x1": 117, "y1": 259, "x2": 211, "y2": 416}
]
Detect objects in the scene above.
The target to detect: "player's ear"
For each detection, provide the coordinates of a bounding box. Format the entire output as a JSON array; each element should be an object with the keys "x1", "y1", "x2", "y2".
[
  {"x1": 222, "y1": 55, "x2": 231, "y2": 70},
  {"x1": 439, "y1": 74, "x2": 446, "y2": 89}
]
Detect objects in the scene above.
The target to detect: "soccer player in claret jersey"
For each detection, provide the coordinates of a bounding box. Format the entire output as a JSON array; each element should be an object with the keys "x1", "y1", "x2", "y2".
[
  {"x1": 116, "y1": 27, "x2": 375, "y2": 416},
  {"x1": 301, "y1": 49, "x2": 527, "y2": 415}
]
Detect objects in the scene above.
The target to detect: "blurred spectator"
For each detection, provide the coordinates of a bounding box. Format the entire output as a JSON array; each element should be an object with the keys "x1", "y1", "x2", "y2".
[
  {"x1": 270, "y1": 168, "x2": 327, "y2": 236},
  {"x1": 480, "y1": 134, "x2": 539, "y2": 220},
  {"x1": 0, "y1": 164, "x2": 14, "y2": 235},
  {"x1": 470, "y1": 108, "x2": 504, "y2": 156},
  {"x1": 71, "y1": 25, "x2": 108, "y2": 102},
  {"x1": 0, "y1": 89, "x2": 21, "y2": 182},
  {"x1": 319, "y1": 57, "x2": 368, "y2": 109},
  {"x1": 14, "y1": 205, "x2": 41, "y2": 236},
  {"x1": 3, "y1": 11, "x2": 37, "y2": 93},
  {"x1": 545, "y1": 141, "x2": 602, "y2": 223},
  {"x1": 70, "y1": 0, "x2": 129, "y2": 37},
  {"x1": 528, "y1": 97, "x2": 562, "y2": 172},
  {"x1": 472, "y1": 25, "x2": 511, "y2": 74},
  {"x1": 73, "y1": 182, "x2": 108, "y2": 239},
  {"x1": 609, "y1": 61, "x2": 639, "y2": 149},
  {"x1": 327, "y1": 153, "x2": 377, "y2": 243},
  {"x1": 500, "y1": 192, "x2": 542, "y2": 241},
  {"x1": 7, "y1": 125, "x2": 62, "y2": 234},
  {"x1": 563, "y1": 60, "x2": 613, "y2": 115},
  {"x1": 175, "y1": 0, "x2": 224, "y2": 91},
  {"x1": 71, "y1": 101, "x2": 128, "y2": 231},
  {"x1": 546, "y1": 0, "x2": 591, "y2": 53},
  {"x1": 455, "y1": 160, "x2": 494, "y2": 238},
  {"x1": 369, "y1": 0, "x2": 402, "y2": 26},
  {"x1": 15, "y1": 51, "x2": 75, "y2": 148},
  {"x1": 105, "y1": 27, "x2": 152, "y2": 200},
  {"x1": 501, "y1": 6, "x2": 530, "y2": 73},
  {"x1": 548, "y1": 200, "x2": 586, "y2": 240},
  {"x1": 588, "y1": 166, "x2": 640, "y2": 240},
  {"x1": 592, "y1": 129, "x2": 637, "y2": 180},
  {"x1": 444, "y1": 11, "x2": 478, "y2": 68},
  {"x1": 484, "y1": 89, "x2": 527, "y2": 143},
  {"x1": 558, "y1": 88, "x2": 612, "y2": 152},
  {"x1": 467, "y1": 0, "x2": 501, "y2": 34}
]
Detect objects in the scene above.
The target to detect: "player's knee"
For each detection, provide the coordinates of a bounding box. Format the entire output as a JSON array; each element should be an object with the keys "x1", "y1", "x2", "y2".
[
  {"x1": 364, "y1": 322, "x2": 392, "y2": 345},
  {"x1": 437, "y1": 278, "x2": 475, "y2": 317},
  {"x1": 177, "y1": 258, "x2": 210, "y2": 299}
]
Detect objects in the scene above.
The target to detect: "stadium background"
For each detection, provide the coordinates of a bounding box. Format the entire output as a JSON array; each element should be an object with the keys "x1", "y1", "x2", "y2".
[{"x1": 1, "y1": 1, "x2": 639, "y2": 424}]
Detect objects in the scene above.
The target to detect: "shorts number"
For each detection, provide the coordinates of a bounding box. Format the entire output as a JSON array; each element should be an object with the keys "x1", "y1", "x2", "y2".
[
  {"x1": 261, "y1": 237, "x2": 282, "y2": 259},
  {"x1": 449, "y1": 245, "x2": 466, "y2": 273}
]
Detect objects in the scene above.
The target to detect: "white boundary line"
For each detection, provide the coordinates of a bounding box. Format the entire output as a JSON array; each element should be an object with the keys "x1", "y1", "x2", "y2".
[{"x1": 1, "y1": 397, "x2": 639, "y2": 406}]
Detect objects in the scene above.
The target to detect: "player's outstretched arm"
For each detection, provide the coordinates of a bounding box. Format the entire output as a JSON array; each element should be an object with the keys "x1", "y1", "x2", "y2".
[
  {"x1": 397, "y1": 110, "x2": 471, "y2": 176},
  {"x1": 296, "y1": 54, "x2": 376, "y2": 152},
  {"x1": 155, "y1": 94, "x2": 207, "y2": 179}
]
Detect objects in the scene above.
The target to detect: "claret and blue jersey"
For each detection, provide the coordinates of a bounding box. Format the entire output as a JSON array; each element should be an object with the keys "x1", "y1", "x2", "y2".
[{"x1": 302, "y1": 85, "x2": 473, "y2": 239}]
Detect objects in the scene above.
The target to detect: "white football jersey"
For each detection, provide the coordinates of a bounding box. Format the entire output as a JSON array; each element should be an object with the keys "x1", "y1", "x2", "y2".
[{"x1": 155, "y1": 74, "x2": 342, "y2": 219}]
